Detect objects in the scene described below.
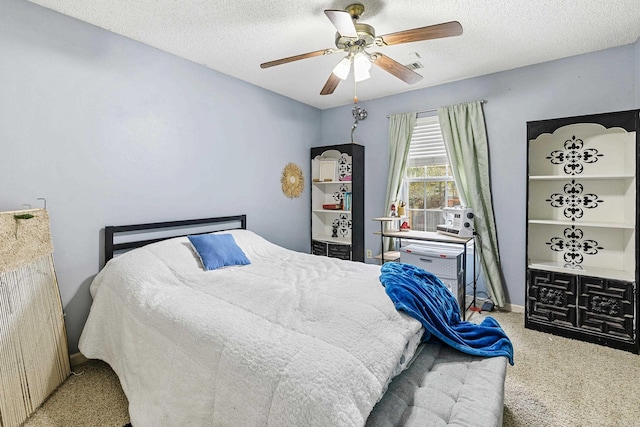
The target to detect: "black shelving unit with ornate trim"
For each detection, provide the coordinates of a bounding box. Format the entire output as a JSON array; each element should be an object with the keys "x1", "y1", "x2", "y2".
[
  {"x1": 310, "y1": 144, "x2": 364, "y2": 262},
  {"x1": 526, "y1": 109, "x2": 640, "y2": 354}
]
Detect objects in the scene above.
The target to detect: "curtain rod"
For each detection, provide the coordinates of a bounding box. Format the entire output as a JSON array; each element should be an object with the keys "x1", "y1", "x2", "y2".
[{"x1": 386, "y1": 99, "x2": 487, "y2": 118}]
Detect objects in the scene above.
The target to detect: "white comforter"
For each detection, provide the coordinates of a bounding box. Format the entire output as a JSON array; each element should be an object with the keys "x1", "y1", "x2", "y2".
[{"x1": 79, "y1": 230, "x2": 422, "y2": 427}]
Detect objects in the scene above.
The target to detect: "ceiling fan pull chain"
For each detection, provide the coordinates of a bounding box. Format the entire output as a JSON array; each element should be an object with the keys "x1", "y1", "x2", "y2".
[{"x1": 353, "y1": 76, "x2": 358, "y2": 104}]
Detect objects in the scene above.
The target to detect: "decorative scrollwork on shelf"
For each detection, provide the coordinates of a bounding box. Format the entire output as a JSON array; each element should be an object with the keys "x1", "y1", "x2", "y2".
[
  {"x1": 337, "y1": 154, "x2": 352, "y2": 179},
  {"x1": 546, "y1": 225, "x2": 603, "y2": 266},
  {"x1": 332, "y1": 184, "x2": 351, "y2": 203},
  {"x1": 546, "y1": 135, "x2": 603, "y2": 175},
  {"x1": 546, "y1": 179, "x2": 603, "y2": 221},
  {"x1": 338, "y1": 213, "x2": 351, "y2": 237}
]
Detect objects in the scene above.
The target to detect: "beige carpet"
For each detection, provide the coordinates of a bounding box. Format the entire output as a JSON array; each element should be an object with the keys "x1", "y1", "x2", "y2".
[
  {"x1": 492, "y1": 311, "x2": 640, "y2": 427},
  {"x1": 22, "y1": 310, "x2": 640, "y2": 426},
  {"x1": 22, "y1": 360, "x2": 129, "y2": 427}
]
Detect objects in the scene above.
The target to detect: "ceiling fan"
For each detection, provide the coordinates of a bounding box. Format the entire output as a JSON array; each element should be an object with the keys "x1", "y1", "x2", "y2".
[{"x1": 260, "y1": 3, "x2": 463, "y2": 96}]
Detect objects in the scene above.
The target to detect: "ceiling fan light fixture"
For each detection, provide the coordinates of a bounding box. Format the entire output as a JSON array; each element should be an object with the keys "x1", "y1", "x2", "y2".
[
  {"x1": 353, "y1": 53, "x2": 371, "y2": 82},
  {"x1": 333, "y1": 57, "x2": 352, "y2": 80},
  {"x1": 260, "y1": 3, "x2": 463, "y2": 96}
]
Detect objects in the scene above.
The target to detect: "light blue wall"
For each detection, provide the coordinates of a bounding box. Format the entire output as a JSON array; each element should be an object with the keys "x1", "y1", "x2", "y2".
[
  {"x1": 0, "y1": 0, "x2": 321, "y2": 353},
  {"x1": 636, "y1": 37, "x2": 640, "y2": 106},
  {"x1": 322, "y1": 43, "x2": 638, "y2": 308}
]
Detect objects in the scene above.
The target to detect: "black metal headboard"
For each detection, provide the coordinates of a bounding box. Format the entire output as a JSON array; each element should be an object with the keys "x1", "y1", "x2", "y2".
[{"x1": 104, "y1": 214, "x2": 247, "y2": 266}]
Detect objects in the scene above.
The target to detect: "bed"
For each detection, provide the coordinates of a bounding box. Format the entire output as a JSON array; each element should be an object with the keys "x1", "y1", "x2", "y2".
[{"x1": 79, "y1": 215, "x2": 507, "y2": 427}]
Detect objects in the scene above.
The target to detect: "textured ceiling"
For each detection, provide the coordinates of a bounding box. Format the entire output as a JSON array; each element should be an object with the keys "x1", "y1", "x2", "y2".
[{"x1": 28, "y1": 0, "x2": 640, "y2": 110}]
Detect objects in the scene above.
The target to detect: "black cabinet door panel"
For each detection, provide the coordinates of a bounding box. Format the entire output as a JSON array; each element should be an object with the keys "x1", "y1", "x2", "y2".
[
  {"x1": 527, "y1": 270, "x2": 577, "y2": 327},
  {"x1": 578, "y1": 277, "x2": 636, "y2": 341}
]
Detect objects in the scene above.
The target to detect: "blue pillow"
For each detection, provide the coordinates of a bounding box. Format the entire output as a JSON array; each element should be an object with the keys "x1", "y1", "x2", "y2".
[{"x1": 188, "y1": 233, "x2": 250, "y2": 271}]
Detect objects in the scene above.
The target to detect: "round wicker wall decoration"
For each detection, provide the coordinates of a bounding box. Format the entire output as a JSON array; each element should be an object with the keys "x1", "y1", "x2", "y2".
[{"x1": 281, "y1": 163, "x2": 304, "y2": 198}]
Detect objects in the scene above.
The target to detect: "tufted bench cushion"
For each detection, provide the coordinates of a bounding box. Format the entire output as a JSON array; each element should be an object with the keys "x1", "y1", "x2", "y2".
[{"x1": 366, "y1": 341, "x2": 507, "y2": 427}]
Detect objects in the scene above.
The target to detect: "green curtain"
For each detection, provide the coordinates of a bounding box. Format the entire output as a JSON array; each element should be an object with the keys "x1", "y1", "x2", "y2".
[
  {"x1": 438, "y1": 101, "x2": 507, "y2": 307},
  {"x1": 384, "y1": 113, "x2": 416, "y2": 252}
]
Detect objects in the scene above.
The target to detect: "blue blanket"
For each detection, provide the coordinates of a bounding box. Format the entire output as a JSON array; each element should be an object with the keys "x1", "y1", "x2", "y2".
[{"x1": 380, "y1": 262, "x2": 514, "y2": 365}]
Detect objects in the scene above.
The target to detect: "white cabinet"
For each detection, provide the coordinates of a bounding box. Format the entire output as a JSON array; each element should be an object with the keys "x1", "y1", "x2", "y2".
[
  {"x1": 400, "y1": 243, "x2": 465, "y2": 315},
  {"x1": 527, "y1": 118, "x2": 636, "y2": 280},
  {"x1": 526, "y1": 110, "x2": 639, "y2": 353},
  {"x1": 311, "y1": 144, "x2": 364, "y2": 261}
]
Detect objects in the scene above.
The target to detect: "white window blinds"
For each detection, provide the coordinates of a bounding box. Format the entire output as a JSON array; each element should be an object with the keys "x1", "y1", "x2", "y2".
[{"x1": 407, "y1": 115, "x2": 448, "y2": 167}]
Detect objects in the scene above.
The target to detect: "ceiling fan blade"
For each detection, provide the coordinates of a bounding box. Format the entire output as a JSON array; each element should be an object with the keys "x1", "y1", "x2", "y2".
[
  {"x1": 320, "y1": 73, "x2": 341, "y2": 95},
  {"x1": 260, "y1": 48, "x2": 334, "y2": 69},
  {"x1": 379, "y1": 21, "x2": 463, "y2": 46},
  {"x1": 324, "y1": 9, "x2": 358, "y2": 37},
  {"x1": 370, "y1": 53, "x2": 422, "y2": 84}
]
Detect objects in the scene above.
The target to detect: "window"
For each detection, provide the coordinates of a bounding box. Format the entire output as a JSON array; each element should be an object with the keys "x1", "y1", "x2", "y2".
[{"x1": 402, "y1": 115, "x2": 460, "y2": 232}]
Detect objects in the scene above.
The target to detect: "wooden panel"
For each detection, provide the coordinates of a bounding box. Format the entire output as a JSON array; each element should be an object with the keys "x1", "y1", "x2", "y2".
[
  {"x1": 527, "y1": 269, "x2": 577, "y2": 327},
  {"x1": 328, "y1": 243, "x2": 351, "y2": 260},
  {"x1": 311, "y1": 240, "x2": 327, "y2": 256},
  {"x1": 577, "y1": 277, "x2": 636, "y2": 341}
]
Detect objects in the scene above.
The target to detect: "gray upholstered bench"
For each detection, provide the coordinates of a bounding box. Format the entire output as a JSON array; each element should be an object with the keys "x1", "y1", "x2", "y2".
[{"x1": 367, "y1": 341, "x2": 507, "y2": 427}]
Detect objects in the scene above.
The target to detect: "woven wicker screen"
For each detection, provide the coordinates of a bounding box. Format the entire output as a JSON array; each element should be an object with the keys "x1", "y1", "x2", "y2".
[{"x1": 0, "y1": 209, "x2": 70, "y2": 427}]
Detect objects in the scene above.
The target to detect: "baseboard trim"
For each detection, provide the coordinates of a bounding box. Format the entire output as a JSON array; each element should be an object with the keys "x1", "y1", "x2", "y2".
[
  {"x1": 69, "y1": 352, "x2": 89, "y2": 369},
  {"x1": 466, "y1": 295, "x2": 525, "y2": 314},
  {"x1": 502, "y1": 303, "x2": 525, "y2": 313}
]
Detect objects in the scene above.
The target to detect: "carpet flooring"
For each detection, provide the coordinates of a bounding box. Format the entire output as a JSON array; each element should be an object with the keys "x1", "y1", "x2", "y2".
[{"x1": 21, "y1": 310, "x2": 640, "y2": 426}]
